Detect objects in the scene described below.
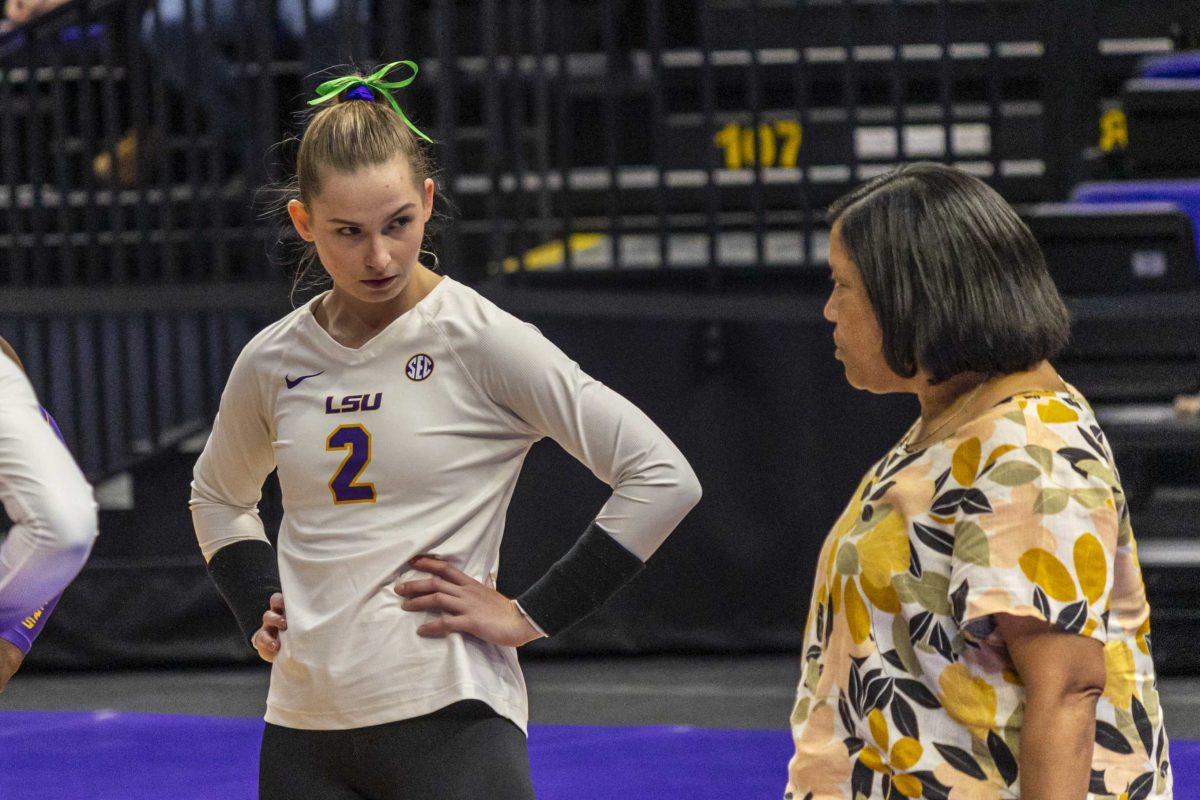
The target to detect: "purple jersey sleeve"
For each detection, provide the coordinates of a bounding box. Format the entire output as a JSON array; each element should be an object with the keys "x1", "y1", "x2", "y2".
[
  {"x1": 0, "y1": 593, "x2": 60, "y2": 654},
  {"x1": 0, "y1": 407, "x2": 68, "y2": 654}
]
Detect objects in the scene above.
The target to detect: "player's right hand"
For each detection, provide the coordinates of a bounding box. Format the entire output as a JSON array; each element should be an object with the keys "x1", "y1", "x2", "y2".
[{"x1": 252, "y1": 592, "x2": 286, "y2": 663}]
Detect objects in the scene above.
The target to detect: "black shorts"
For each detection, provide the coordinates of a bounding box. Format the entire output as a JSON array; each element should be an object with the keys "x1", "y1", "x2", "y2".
[{"x1": 259, "y1": 700, "x2": 535, "y2": 800}]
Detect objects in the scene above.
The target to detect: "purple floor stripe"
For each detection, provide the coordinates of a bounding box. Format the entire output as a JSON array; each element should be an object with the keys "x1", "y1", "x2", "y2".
[
  {"x1": 0, "y1": 711, "x2": 261, "y2": 799},
  {"x1": 0, "y1": 711, "x2": 1193, "y2": 799}
]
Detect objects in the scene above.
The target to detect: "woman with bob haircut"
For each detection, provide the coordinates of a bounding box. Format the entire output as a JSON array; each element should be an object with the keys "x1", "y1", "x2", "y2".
[{"x1": 785, "y1": 163, "x2": 1171, "y2": 800}]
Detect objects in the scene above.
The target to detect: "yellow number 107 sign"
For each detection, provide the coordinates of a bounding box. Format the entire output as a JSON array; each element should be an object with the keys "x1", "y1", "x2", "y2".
[{"x1": 713, "y1": 120, "x2": 803, "y2": 170}]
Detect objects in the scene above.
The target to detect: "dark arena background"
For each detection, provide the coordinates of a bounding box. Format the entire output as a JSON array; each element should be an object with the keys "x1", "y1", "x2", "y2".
[{"x1": 2, "y1": 1, "x2": 1200, "y2": 798}]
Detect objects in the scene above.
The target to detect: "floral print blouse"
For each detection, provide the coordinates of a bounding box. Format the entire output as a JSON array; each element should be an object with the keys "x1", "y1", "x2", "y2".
[{"x1": 786, "y1": 390, "x2": 1171, "y2": 800}]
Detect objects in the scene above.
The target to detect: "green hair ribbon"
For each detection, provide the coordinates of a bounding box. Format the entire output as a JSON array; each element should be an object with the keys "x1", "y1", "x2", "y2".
[{"x1": 308, "y1": 60, "x2": 432, "y2": 142}]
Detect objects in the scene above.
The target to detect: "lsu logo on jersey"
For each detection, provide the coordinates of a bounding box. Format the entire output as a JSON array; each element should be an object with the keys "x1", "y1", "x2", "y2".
[
  {"x1": 21, "y1": 606, "x2": 45, "y2": 631},
  {"x1": 325, "y1": 393, "x2": 383, "y2": 414},
  {"x1": 406, "y1": 354, "x2": 434, "y2": 381}
]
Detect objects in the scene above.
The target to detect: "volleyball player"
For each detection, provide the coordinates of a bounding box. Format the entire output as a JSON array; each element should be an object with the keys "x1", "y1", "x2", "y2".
[
  {"x1": 190, "y1": 61, "x2": 702, "y2": 799},
  {"x1": 0, "y1": 336, "x2": 99, "y2": 692}
]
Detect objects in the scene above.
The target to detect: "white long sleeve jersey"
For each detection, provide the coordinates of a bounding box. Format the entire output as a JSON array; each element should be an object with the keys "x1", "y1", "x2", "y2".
[
  {"x1": 0, "y1": 355, "x2": 98, "y2": 628},
  {"x1": 190, "y1": 277, "x2": 701, "y2": 732}
]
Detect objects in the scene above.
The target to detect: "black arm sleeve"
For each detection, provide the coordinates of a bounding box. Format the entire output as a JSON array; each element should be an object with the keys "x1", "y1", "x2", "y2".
[
  {"x1": 206, "y1": 539, "x2": 282, "y2": 647},
  {"x1": 516, "y1": 522, "x2": 645, "y2": 637}
]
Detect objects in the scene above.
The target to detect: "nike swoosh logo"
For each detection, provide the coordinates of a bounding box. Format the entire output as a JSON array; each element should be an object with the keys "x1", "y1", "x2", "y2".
[{"x1": 285, "y1": 370, "x2": 325, "y2": 389}]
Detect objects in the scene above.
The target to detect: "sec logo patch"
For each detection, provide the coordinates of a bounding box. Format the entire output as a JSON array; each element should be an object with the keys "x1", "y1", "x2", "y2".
[{"x1": 406, "y1": 354, "x2": 434, "y2": 381}]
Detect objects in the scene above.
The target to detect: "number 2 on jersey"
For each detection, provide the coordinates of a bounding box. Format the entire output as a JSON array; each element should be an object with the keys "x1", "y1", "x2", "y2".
[{"x1": 327, "y1": 424, "x2": 377, "y2": 504}]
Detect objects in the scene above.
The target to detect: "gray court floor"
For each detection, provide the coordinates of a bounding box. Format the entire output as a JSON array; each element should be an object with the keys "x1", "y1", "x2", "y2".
[{"x1": 3, "y1": 656, "x2": 1200, "y2": 737}]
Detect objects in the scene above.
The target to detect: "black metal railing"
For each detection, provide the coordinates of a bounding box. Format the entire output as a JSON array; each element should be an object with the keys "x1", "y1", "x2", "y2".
[
  {"x1": 458, "y1": 0, "x2": 1189, "y2": 285},
  {"x1": 1, "y1": 1, "x2": 1195, "y2": 478},
  {"x1": 0, "y1": 0, "x2": 1193, "y2": 290},
  {"x1": 0, "y1": 286, "x2": 283, "y2": 481}
]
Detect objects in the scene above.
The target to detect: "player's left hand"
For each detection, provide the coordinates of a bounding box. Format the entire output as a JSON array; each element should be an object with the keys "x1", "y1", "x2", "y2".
[
  {"x1": 0, "y1": 638, "x2": 24, "y2": 693},
  {"x1": 396, "y1": 556, "x2": 544, "y2": 648}
]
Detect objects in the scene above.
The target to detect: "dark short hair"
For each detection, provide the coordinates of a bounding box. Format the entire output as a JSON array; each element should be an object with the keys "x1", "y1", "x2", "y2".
[{"x1": 828, "y1": 163, "x2": 1070, "y2": 384}]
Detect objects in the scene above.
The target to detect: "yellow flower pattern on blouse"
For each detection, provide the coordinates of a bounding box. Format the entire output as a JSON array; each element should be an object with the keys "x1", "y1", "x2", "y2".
[{"x1": 786, "y1": 390, "x2": 1171, "y2": 800}]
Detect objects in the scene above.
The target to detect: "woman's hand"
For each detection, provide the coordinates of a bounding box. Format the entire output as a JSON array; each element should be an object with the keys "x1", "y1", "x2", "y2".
[
  {"x1": 251, "y1": 592, "x2": 287, "y2": 663},
  {"x1": 396, "y1": 556, "x2": 544, "y2": 648}
]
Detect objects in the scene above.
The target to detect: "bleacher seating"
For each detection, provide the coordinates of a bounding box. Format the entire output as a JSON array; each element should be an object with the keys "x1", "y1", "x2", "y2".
[
  {"x1": 1, "y1": 0, "x2": 1196, "y2": 285},
  {"x1": 1, "y1": 0, "x2": 1196, "y2": 465},
  {"x1": 2, "y1": 0, "x2": 1198, "y2": 455},
  {"x1": 1024, "y1": 201, "x2": 1199, "y2": 295},
  {"x1": 1123, "y1": 78, "x2": 1200, "y2": 179}
]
